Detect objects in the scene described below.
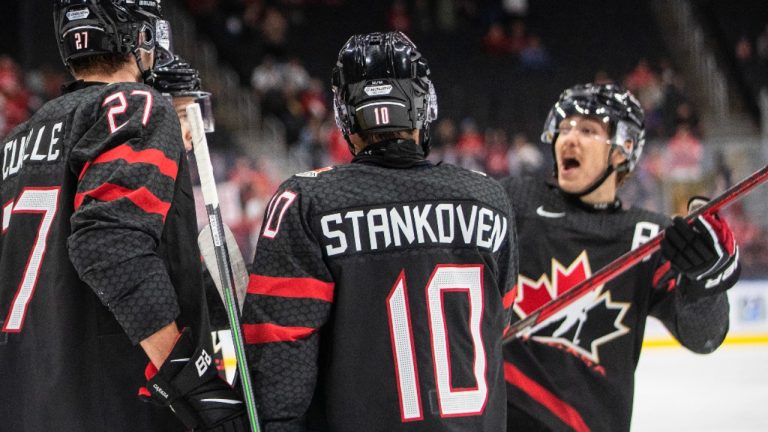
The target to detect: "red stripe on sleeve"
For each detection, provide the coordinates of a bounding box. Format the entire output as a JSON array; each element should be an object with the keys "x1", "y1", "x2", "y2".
[
  {"x1": 74, "y1": 183, "x2": 171, "y2": 220},
  {"x1": 665, "y1": 277, "x2": 677, "y2": 292},
  {"x1": 243, "y1": 323, "x2": 317, "y2": 344},
  {"x1": 87, "y1": 144, "x2": 178, "y2": 180},
  {"x1": 247, "y1": 274, "x2": 334, "y2": 302},
  {"x1": 78, "y1": 161, "x2": 92, "y2": 181},
  {"x1": 504, "y1": 361, "x2": 591, "y2": 432},
  {"x1": 652, "y1": 261, "x2": 672, "y2": 288},
  {"x1": 503, "y1": 284, "x2": 518, "y2": 309}
]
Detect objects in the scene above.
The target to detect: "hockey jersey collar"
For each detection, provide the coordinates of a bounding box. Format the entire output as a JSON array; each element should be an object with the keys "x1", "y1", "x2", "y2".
[
  {"x1": 548, "y1": 180, "x2": 623, "y2": 213},
  {"x1": 352, "y1": 139, "x2": 432, "y2": 169}
]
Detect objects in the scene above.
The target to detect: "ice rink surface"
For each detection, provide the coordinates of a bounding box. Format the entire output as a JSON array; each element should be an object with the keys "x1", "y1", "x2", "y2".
[{"x1": 632, "y1": 344, "x2": 768, "y2": 431}]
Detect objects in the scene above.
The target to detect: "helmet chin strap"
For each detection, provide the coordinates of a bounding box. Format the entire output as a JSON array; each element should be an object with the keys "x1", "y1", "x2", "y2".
[
  {"x1": 134, "y1": 48, "x2": 155, "y2": 82},
  {"x1": 344, "y1": 134, "x2": 356, "y2": 156},
  {"x1": 565, "y1": 164, "x2": 615, "y2": 198}
]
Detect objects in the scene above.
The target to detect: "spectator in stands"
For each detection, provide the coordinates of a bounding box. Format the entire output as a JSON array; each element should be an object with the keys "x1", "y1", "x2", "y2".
[
  {"x1": 427, "y1": 117, "x2": 459, "y2": 165},
  {"x1": 624, "y1": 58, "x2": 654, "y2": 94},
  {"x1": 592, "y1": 70, "x2": 614, "y2": 85},
  {"x1": 503, "y1": 0, "x2": 529, "y2": 18},
  {"x1": 520, "y1": 35, "x2": 550, "y2": 69},
  {"x1": 507, "y1": 132, "x2": 543, "y2": 177},
  {"x1": 735, "y1": 34, "x2": 753, "y2": 62},
  {"x1": 757, "y1": 25, "x2": 768, "y2": 62},
  {"x1": 666, "y1": 122, "x2": 704, "y2": 215},
  {"x1": 456, "y1": 117, "x2": 485, "y2": 170},
  {"x1": 387, "y1": 0, "x2": 412, "y2": 33},
  {"x1": 0, "y1": 56, "x2": 32, "y2": 136},
  {"x1": 260, "y1": 6, "x2": 289, "y2": 59},
  {"x1": 484, "y1": 127, "x2": 511, "y2": 178},
  {"x1": 483, "y1": 22, "x2": 515, "y2": 56}
]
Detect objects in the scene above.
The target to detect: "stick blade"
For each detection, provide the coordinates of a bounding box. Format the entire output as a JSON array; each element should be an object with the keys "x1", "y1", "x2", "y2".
[{"x1": 198, "y1": 223, "x2": 248, "y2": 312}]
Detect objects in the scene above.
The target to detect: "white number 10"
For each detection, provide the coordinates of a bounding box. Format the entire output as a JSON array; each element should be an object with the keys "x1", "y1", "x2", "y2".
[
  {"x1": 374, "y1": 106, "x2": 390, "y2": 125},
  {"x1": 386, "y1": 265, "x2": 487, "y2": 422}
]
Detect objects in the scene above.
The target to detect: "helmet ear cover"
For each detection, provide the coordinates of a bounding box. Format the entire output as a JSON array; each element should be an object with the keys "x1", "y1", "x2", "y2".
[{"x1": 146, "y1": 54, "x2": 215, "y2": 133}]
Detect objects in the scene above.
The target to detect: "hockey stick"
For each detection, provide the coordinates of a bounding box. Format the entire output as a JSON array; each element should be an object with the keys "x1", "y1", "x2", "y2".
[
  {"x1": 199, "y1": 224, "x2": 249, "y2": 386},
  {"x1": 504, "y1": 163, "x2": 768, "y2": 343},
  {"x1": 188, "y1": 103, "x2": 261, "y2": 432},
  {"x1": 198, "y1": 223, "x2": 248, "y2": 313}
]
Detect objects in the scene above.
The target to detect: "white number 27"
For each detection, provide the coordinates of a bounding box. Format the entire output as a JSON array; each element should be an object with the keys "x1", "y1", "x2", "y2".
[{"x1": 2, "y1": 187, "x2": 60, "y2": 332}]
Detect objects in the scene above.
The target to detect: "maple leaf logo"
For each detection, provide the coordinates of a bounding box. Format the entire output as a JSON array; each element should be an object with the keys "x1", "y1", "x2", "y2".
[{"x1": 513, "y1": 251, "x2": 631, "y2": 364}]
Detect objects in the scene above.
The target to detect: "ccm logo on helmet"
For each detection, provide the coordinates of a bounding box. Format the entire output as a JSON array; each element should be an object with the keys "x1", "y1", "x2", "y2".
[{"x1": 364, "y1": 84, "x2": 393, "y2": 96}]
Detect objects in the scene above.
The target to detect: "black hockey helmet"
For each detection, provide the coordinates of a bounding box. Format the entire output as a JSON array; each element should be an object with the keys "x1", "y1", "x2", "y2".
[
  {"x1": 146, "y1": 54, "x2": 209, "y2": 99},
  {"x1": 146, "y1": 54, "x2": 215, "y2": 132},
  {"x1": 542, "y1": 83, "x2": 645, "y2": 174},
  {"x1": 332, "y1": 31, "x2": 438, "y2": 155},
  {"x1": 53, "y1": 0, "x2": 165, "y2": 68}
]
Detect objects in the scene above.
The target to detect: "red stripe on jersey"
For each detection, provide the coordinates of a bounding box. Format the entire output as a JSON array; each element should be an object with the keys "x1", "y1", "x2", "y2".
[
  {"x1": 665, "y1": 276, "x2": 677, "y2": 292},
  {"x1": 78, "y1": 161, "x2": 91, "y2": 181},
  {"x1": 243, "y1": 323, "x2": 316, "y2": 344},
  {"x1": 247, "y1": 274, "x2": 334, "y2": 302},
  {"x1": 89, "y1": 144, "x2": 178, "y2": 180},
  {"x1": 503, "y1": 284, "x2": 518, "y2": 309},
  {"x1": 652, "y1": 261, "x2": 672, "y2": 288},
  {"x1": 74, "y1": 183, "x2": 171, "y2": 220},
  {"x1": 504, "y1": 361, "x2": 590, "y2": 432}
]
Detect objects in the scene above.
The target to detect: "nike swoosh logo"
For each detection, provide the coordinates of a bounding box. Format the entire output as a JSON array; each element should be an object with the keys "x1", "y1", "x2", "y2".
[{"x1": 536, "y1": 206, "x2": 566, "y2": 218}]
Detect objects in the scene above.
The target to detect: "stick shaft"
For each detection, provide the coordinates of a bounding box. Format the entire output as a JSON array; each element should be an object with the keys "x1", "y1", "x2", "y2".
[
  {"x1": 504, "y1": 164, "x2": 768, "y2": 342},
  {"x1": 188, "y1": 103, "x2": 261, "y2": 432}
]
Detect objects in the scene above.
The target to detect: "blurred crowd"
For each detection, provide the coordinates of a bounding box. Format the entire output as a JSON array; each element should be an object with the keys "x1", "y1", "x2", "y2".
[
  {"x1": 1, "y1": 0, "x2": 766, "y2": 276},
  {"x1": 734, "y1": 24, "x2": 768, "y2": 100}
]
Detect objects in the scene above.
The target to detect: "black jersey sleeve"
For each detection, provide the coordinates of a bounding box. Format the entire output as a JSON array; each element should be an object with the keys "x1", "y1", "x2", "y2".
[
  {"x1": 649, "y1": 252, "x2": 730, "y2": 353},
  {"x1": 67, "y1": 84, "x2": 184, "y2": 344},
  {"x1": 497, "y1": 194, "x2": 518, "y2": 329},
  {"x1": 243, "y1": 181, "x2": 334, "y2": 430}
]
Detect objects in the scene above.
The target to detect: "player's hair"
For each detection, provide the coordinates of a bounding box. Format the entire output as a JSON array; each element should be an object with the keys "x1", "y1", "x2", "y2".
[
  {"x1": 357, "y1": 129, "x2": 418, "y2": 147},
  {"x1": 68, "y1": 53, "x2": 132, "y2": 77}
]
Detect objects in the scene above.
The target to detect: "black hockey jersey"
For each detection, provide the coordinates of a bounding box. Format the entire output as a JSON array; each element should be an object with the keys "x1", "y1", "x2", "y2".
[
  {"x1": 501, "y1": 177, "x2": 730, "y2": 432},
  {"x1": 244, "y1": 143, "x2": 518, "y2": 432},
  {"x1": 0, "y1": 81, "x2": 207, "y2": 431}
]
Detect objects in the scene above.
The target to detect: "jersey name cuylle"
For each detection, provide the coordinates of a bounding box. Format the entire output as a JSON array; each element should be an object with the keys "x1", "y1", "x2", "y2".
[
  {"x1": 320, "y1": 202, "x2": 508, "y2": 256},
  {"x1": 2, "y1": 120, "x2": 64, "y2": 180}
]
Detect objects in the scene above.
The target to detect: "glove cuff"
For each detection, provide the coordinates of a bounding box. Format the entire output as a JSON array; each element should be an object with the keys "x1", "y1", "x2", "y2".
[
  {"x1": 145, "y1": 327, "x2": 215, "y2": 429},
  {"x1": 681, "y1": 249, "x2": 740, "y2": 298}
]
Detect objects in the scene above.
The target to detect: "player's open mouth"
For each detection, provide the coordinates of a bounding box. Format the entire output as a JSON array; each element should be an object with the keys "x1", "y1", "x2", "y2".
[{"x1": 562, "y1": 157, "x2": 580, "y2": 171}]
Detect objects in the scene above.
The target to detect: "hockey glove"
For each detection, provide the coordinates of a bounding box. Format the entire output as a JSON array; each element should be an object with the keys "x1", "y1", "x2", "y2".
[
  {"x1": 661, "y1": 197, "x2": 740, "y2": 296},
  {"x1": 141, "y1": 328, "x2": 249, "y2": 431}
]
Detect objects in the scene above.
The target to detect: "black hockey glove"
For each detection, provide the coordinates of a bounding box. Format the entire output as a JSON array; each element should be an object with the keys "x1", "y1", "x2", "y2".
[
  {"x1": 140, "y1": 328, "x2": 249, "y2": 431},
  {"x1": 661, "y1": 197, "x2": 739, "y2": 296}
]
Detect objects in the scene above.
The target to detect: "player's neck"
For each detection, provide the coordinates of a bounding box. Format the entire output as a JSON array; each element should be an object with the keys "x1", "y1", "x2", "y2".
[
  {"x1": 578, "y1": 179, "x2": 618, "y2": 206},
  {"x1": 75, "y1": 65, "x2": 142, "y2": 85}
]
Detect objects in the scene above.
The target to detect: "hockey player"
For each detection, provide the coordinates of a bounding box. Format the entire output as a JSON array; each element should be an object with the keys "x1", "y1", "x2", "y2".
[
  {"x1": 0, "y1": 1, "x2": 246, "y2": 431},
  {"x1": 502, "y1": 83, "x2": 740, "y2": 431},
  {"x1": 243, "y1": 31, "x2": 518, "y2": 431},
  {"x1": 146, "y1": 53, "x2": 214, "y2": 152}
]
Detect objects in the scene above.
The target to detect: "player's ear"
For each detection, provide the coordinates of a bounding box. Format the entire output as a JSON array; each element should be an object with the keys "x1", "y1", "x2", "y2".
[
  {"x1": 611, "y1": 140, "x2": 632, "y2": 166},
  {"x1": 623, "y1": 139, "x2": 634, "y2": 155}
]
